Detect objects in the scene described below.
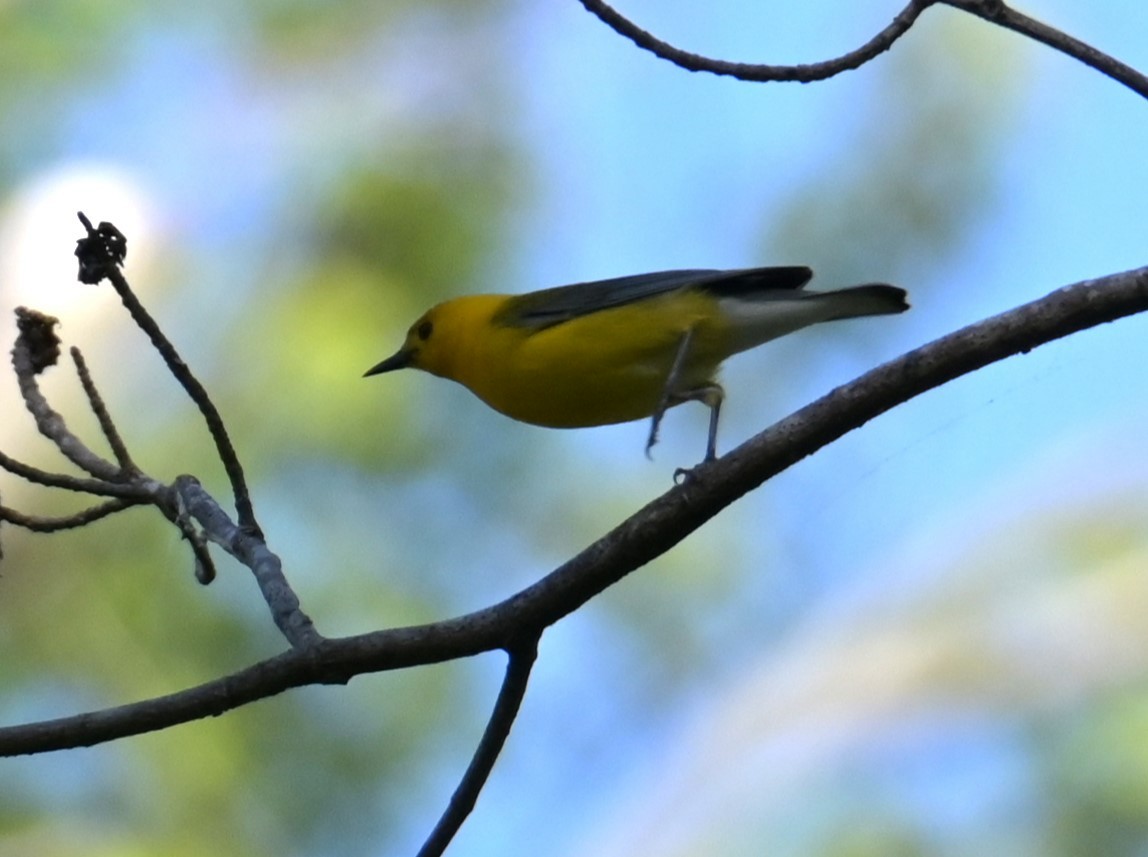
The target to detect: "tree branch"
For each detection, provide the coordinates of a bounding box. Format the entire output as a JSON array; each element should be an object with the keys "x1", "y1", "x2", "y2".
[
  {"x1": 417, "y1": 640, "x2": 539, "y2": 857},
  {"x1": 0, "y1": 498, "x2": 141, "y2": 531},
  {"x1": 3, "y1": 263, "x2": 1144, "y2": 758},
  {"x1": 8, "y1": 224, "x2": 316, "y2": 641},
  {"x1": 577, "y1": 0, "x2": 927, "y2": 81},
  {"x1": 0, "y1": 450, "x2": 154, "y2": 499},
  {"x1": 576, "y1": 0, "x2": 1148, "y2": 101}
]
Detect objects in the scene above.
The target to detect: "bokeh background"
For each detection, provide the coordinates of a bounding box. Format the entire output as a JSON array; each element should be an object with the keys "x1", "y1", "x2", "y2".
[{"x1": 2, "y1": 1, "x2": 1148, "y2": 855}]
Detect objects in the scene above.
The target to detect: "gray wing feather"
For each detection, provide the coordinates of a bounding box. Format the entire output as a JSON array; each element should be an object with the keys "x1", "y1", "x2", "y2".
[{"x1": 497, "y1": 266, "x2": 814, "y2": 330}]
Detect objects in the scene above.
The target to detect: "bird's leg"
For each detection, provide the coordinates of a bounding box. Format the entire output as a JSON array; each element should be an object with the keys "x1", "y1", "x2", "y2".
[
  {"x1": 698, "y1": 385, "x2": 724, "y2": 462},
  {"x1": 669, "y1": 384, "x2": 725, "y2": 483},
  {"x1": 646, "y1": 326, "x2": 696, "y2": 459},
  {"x1": 672, "y1": 383, "x2": 724, "y2": 464}
]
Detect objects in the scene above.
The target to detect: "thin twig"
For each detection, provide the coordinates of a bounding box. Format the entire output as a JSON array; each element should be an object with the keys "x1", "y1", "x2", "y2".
[
  {"x1": 70, "y1": 347, "x2": 136, "y2": 473},
  {"x1": 103, "y1": 266, "x2": 261, "y2": 535},
  {"x1": 12, "y1": 308, "x2": 122, "y2": 482},
  {"x1": 577, "y1": 0, "x2": 928, "y2": 80},
  {"x1": 163, "y1": 496, "x2": 218, "y2": 585},
  {"x1": 577, "y1": 0, "x2": 1148, "y2": 104},
  {"x1": 2, "y1": 264, "x2": 1146, "y2": 758},
  {"x1": 10, "y1": 304, "x2": 217, "y2": 583},
  {"x1": 74, "y1": 213, "x2": 263, "y2": 538},
  {"x1": 0, "y1": 450, "x2": 155, "y2": 499},
  {"x1": 0, "y1": 498, "x2": 140, "y2": 532},
  {"x1": 942, "y1": 0, "x2": 1148, "y2": 101},
  {"x1": 417, "y1": 641, "x2": 539, "y2": 857}
]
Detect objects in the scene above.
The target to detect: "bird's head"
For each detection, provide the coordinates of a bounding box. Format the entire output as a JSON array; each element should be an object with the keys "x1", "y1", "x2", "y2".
[{"x1": 364, "y1": 295, "x2": 503, "y2": 382}]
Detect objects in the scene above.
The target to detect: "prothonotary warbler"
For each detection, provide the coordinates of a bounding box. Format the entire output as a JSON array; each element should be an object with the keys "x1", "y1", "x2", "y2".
[{"x1": 365, "y1": 266, "x2": 908, "y2": 464}]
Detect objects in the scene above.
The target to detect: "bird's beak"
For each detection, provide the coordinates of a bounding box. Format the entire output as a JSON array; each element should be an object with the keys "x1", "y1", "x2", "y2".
[{"x1": 364, "y1": 348, "x2": 414, "y2": 377}]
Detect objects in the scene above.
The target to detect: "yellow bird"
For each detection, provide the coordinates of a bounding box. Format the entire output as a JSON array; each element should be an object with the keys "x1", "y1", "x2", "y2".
[{"x1": 366, "y1": 266, "x2": 908, "y2": 463}]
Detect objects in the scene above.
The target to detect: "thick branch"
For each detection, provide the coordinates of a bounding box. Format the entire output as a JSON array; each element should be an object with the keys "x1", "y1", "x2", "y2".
[
  {"x1": 496, "y1": 266, "x2": 1148, "y2": 628},
  {"x1": 2, "y1": 264, "x2": 1145, "y2": 757}
]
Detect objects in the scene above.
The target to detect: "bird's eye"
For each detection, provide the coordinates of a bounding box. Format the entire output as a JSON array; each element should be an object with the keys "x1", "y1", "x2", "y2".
[{"x1": 416, "y1": 320, "x2": 433, "y2": 341}]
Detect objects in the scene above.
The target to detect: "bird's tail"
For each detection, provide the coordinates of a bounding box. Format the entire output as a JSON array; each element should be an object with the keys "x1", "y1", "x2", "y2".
[
  {"x1": 818, "y1": 283, "x2": 909, "y2": 319},
  {"x1": 717, "y1": 282, "x2": 909, "y2": 356}
]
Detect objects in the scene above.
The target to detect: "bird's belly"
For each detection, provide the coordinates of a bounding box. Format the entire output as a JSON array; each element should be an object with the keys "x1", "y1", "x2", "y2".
[
  {"x1": 464, "y1": 313, "x2": 723, "y2": 428},
  {"x1": 478, "y1": 353, "x2": 672, "y2": 428}
]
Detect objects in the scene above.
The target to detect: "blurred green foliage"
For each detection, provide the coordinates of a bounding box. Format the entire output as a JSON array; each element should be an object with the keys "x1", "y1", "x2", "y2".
[{"x1": 0, "y1": 1, "x2": 519, "y2": 854}]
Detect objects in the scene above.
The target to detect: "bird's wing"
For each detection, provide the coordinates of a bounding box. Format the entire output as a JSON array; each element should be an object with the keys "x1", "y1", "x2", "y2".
[{"x1": 496, "y1": 266, "x2": 813, "y2": 330}]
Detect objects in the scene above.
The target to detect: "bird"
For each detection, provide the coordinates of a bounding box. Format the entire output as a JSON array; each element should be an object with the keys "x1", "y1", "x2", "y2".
[{"x1": 365, "y1": 266, "x2": 908, "y2": 464}]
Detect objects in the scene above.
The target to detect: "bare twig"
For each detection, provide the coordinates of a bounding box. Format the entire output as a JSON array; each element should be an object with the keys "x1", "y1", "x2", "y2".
[
  {"x1": 3, "y1": 264, "x2": 1145, "y2": 758},
  {"x1": 173, "y1": 476, "x2": 321, "y2": 646},
  {"x1": 10, "y1": 303, "x2": 220, "y2": 585},
  {"x1": 163, "y1": 497, "x2": 218, "y2": 585},
  {"x1": 70, "y1": 347, "x2": 136, "y2": 473},
  {"x1": 0, "y1": 450, "x2": 154, "y2": 499},
  {"x1": 74, "y1": 213, "x2": 263, "y2": 538},
  {"x1": 0, "y1": 498, "x2": 140, "y2": 532},
  {"x1": 417, "y1": 641, "x2": 539, "y2": 857},
  {"x1": 9, "y1": 308, "x2": 166, "y2": 505},
  {"x1": 577, "y1": 0, "x2": 927, "y2": 81},
  {"x1": 12, "y1": 308, "x2": 122, "y2": 482},
  {"x1": 577, "y1": 0, "x2": 1148, "y2": 102},
  {"x1": 8, "y1": 293, "x2": 303, "y2": 617}
]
